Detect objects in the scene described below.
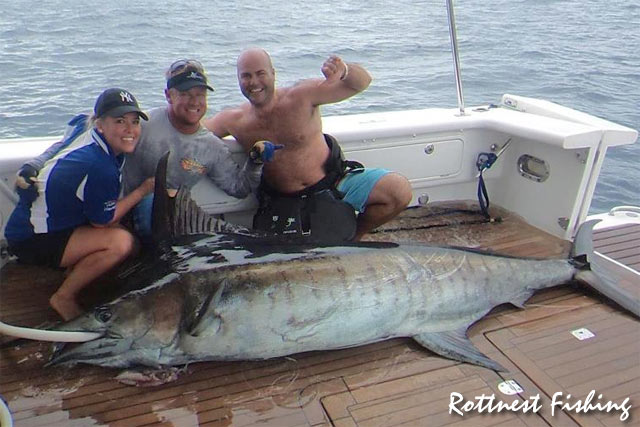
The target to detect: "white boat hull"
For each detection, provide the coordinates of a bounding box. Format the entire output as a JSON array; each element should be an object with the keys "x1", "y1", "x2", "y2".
[{"x1": 0, "y1": 94, "x2": 637, "y2": 258}]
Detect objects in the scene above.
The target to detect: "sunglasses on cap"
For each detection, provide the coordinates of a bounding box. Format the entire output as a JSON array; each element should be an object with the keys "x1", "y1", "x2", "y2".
[
  {"x1": 169, "y1": 59, "x2": 205, "y2": 75},
  {"x1": 166, "y1": 59, "x2": 214, "y2": 91}
]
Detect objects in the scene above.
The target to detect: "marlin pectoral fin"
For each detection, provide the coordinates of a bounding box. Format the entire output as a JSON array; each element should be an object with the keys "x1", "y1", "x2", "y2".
[
  {"x1": 185, "y1": 279, "x2": 227, "y2": 337},
  {"x1": 413, "y1": 330, "x2": 506, "y2": 372}
]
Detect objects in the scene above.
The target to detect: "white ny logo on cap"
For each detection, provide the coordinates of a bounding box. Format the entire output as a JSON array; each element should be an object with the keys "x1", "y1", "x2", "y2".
[
  {"x1": 187, "y1": 71, "x2": 203, "y2": 81},
  {"x1": 119, "y1": 91, "x2": 134, "y2": 103}
]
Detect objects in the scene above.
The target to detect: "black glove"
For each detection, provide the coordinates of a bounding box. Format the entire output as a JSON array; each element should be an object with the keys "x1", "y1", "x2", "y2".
[{"x1": 16, "y1": 164, "x2": 39, "y2": 190}]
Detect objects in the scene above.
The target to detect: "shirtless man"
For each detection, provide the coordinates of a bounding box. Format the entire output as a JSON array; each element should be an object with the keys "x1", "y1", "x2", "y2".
[{"x1": 204, "y1": 48, "x2": 412, "y2": 240}]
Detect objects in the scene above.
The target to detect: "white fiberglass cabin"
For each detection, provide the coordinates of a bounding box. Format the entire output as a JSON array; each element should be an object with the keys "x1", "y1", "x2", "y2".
[
  {"x1": 0, "y1": 93, "x2": 638, "y2": 255},
  {"x1": 191, "y1": 93, "x2": 639, "y2": 241}
]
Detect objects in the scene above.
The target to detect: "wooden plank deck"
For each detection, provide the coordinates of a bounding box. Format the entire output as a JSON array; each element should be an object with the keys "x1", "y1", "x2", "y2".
[
  {"x1": 594, "y1": 224, "x2": 640, "y2": 271},
  {"x1": 0, "y1": 202, "x2": 638, "y2": 426}
]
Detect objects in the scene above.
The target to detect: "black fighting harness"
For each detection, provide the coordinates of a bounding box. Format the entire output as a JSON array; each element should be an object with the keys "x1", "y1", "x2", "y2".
[{"x1": 253, "y1": 134, "x2": 364, "y2": 243}]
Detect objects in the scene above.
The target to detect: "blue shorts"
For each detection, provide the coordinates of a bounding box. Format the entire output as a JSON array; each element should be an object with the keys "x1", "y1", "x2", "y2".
[
  {"x1": 336, "y1": 168, "x2": 390, "y2": 213},
  {"x1": 132, "y1": 193, "x2": 154, "y2": 238}
]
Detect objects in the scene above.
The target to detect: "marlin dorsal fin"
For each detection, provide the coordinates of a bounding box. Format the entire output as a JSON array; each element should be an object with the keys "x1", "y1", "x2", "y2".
[
  {"x1": 151, "y1": 151, "x2": 252, "y2": 240},
  {"x1": 151, "y1": 151, "x2": 173, "y2": 245}
]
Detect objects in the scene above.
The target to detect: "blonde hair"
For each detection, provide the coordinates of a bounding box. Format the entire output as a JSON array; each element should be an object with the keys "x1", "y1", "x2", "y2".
[{"x1": 87, "y1": 114, "x2": 98, "y2": 131}]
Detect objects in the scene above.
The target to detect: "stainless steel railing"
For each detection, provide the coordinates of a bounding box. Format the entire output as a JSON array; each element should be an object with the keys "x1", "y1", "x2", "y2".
[{"x1": 446, "y1": 0, "x2": 466, "y2": 115}]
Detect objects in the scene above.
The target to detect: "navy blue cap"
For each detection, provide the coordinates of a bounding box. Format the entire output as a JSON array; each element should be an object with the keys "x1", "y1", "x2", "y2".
[
  {"x1": 94, "y1": 88, "x2": 148, "y2": 120},
  {"x1": 166, "y1": 70, "x2": 214, "y2": 92}
]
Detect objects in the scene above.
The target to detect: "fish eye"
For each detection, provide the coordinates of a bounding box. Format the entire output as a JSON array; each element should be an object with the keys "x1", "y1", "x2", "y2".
[{"x1": 95, "y1": 307, "x2": 112, "y2": 323}]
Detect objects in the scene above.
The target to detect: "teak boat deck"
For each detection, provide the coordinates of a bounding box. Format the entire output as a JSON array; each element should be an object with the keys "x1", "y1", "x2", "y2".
[{"x1": 1, "y1": 202, "x2": 638, "y2": 427}]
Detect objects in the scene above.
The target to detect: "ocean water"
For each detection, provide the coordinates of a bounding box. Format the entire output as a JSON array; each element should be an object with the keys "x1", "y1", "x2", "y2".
[{"x1": 0, "y1": 0, "x2": 638, "y2": 212}]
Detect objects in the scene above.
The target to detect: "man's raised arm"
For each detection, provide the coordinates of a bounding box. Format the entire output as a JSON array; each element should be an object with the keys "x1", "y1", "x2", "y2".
[{"x1": 304, "y1": 55, "x2": 372, "y2": 106}]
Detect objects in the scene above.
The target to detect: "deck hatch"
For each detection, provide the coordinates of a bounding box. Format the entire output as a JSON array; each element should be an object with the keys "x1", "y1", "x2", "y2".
[{"x1": 348, "y1": 138, "x2": 464, "y2": 182}]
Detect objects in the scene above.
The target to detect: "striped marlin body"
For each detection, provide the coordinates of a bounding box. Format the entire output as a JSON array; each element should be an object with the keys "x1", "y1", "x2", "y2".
[
  {"x1": 50, "y1": 220, "x2": 625, "y2": 371},
  {"x1": 49, "y1": 155, "x2": 638, "y2": 371}
]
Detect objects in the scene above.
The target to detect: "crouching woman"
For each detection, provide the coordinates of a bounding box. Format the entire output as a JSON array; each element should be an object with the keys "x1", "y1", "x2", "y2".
[{"x1": 4, "y1": 88, "x2": 154, "y2": 320}]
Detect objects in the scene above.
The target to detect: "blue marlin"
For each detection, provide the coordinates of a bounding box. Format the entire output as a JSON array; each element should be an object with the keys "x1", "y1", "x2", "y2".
[{"x1": 48, "y1": 154, "x2": 638, "y2": 372}]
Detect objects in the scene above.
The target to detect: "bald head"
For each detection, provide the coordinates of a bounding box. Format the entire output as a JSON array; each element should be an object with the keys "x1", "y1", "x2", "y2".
[
  {"x1": 237, "y1": 48, "x2": 273, "y2": 72},
  {"x1": 236, "y1": 48, "x2": 276, "y2": 106}
]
